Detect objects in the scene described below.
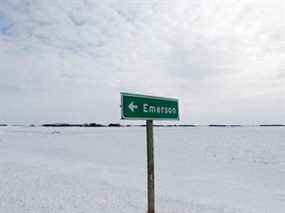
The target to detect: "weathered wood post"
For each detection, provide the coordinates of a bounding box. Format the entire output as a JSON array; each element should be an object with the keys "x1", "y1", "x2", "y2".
[
  {"x1": 146, "y1": 120, "x2": 155, "y2": 213},
  {"x1": 120, "y1": 92, "x2": 179, "y2": 213}
]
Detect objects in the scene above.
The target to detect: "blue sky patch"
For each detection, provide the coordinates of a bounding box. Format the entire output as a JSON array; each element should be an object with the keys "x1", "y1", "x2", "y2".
[{"x1": 0, "y1": 12, "x2": 13, "y2": 36}]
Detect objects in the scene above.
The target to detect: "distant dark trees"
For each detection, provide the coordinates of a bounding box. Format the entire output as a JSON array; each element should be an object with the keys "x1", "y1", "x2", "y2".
[
  {"x1": 208, "y1": 124, "x2": 227, "y2": 127},
  {"x1": 41, "y1": 123, "x2": 124, "y2": 127},
  {"x1": 108, "y1": 123, "x2": 121, "y2": 127},
  {"x1": 85, "y1": 123, "x2": 105, "y2": 127},
  {"x1": 41, "y1": 123, "x2": 127, "y2": 127},
  {"x1": 177, "y1": 124, "x2": 196, "y2": 127},
  {"x1": 36, "y1": 123, "x2": 285, "y2": 128},
  {"x1": 42, "y1": 123, "x2": 78, "y2": 127},
  {"x1": 42, "y1": 123, "x2": 105, "y2": 127},
  {"x1": 259, "y1": 124, "x2": 284, "y2": 127}
]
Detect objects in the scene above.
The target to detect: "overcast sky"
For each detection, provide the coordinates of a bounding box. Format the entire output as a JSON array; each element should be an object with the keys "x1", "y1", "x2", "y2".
[{"x1": 0, "y1": 0, "x2": 284, "y2": 124}]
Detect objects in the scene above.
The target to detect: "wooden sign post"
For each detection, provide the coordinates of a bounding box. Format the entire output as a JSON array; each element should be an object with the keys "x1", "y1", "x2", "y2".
[
  {"x1": 121, "y1": 93, "x2": 179, "y2": 213},
  {"x1": 146, "y1": 120, "x2": 155, "y2": 213}
]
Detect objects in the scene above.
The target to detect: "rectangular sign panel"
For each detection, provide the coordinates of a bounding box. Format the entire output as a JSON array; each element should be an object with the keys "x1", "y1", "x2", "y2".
[{"x1": 121, "y1": 93, "x2": 179, "y2": 120}]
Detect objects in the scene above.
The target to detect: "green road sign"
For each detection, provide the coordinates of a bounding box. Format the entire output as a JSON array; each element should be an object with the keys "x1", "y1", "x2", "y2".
[{"x1": 121, "y1": 93, "x2": 179, "y2": 120}]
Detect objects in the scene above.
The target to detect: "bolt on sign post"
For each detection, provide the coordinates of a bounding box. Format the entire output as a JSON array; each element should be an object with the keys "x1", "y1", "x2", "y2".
[{"x1": 121, "y1": 92, "x2": 179, "y2": 213}]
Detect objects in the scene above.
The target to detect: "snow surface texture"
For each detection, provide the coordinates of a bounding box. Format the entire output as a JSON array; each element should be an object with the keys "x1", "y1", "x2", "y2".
[
  {"x1": 0, "y1": 0, "x2": 285, "y2": 123},
  {"x1": 0, "y1": 126, "x2": 284, "y2": 213}
]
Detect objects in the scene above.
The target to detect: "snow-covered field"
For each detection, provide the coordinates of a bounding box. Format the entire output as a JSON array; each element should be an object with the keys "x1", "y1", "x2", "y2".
[{"x1": 0, "y1": 126, "x2": 284, "y2": 213}]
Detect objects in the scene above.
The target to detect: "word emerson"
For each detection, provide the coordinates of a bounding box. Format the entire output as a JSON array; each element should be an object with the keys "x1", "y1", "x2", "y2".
[{"x1": 143, "y1": 104, "x2": 177, "y2": 114}]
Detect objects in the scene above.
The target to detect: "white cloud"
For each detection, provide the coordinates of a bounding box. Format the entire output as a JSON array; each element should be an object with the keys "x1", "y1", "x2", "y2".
[{"x1": 0, "y1": 0, "x2": 284, "y2": 124}]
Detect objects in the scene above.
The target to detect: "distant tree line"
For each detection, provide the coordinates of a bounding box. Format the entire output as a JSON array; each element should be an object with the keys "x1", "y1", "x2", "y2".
[
  {"x1": 42, "y1": 123, "x2": 105, "y2": 127},
  {"x1": 259, "y1": 124, "x2": 284, "y2": 127},
  {"x1": 41, "y1": 123, "x2": 124, "y2": 127},
  {"x1": 40, "y1": 123, "x2": 198, "y2": 127},
  {"x1": 1, "y1": 123, "x2": 284, "y2": 128}
]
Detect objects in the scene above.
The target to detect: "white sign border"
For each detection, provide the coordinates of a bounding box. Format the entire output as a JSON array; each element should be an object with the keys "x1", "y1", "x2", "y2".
[{"x1": 120, "y1": 92, "x2": 180, "y2": 121}]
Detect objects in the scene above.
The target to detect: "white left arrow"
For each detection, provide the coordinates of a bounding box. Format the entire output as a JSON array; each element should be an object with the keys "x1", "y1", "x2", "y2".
[{"x1": 128, "y1": 101, "x2": 138, "y2": 112}]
